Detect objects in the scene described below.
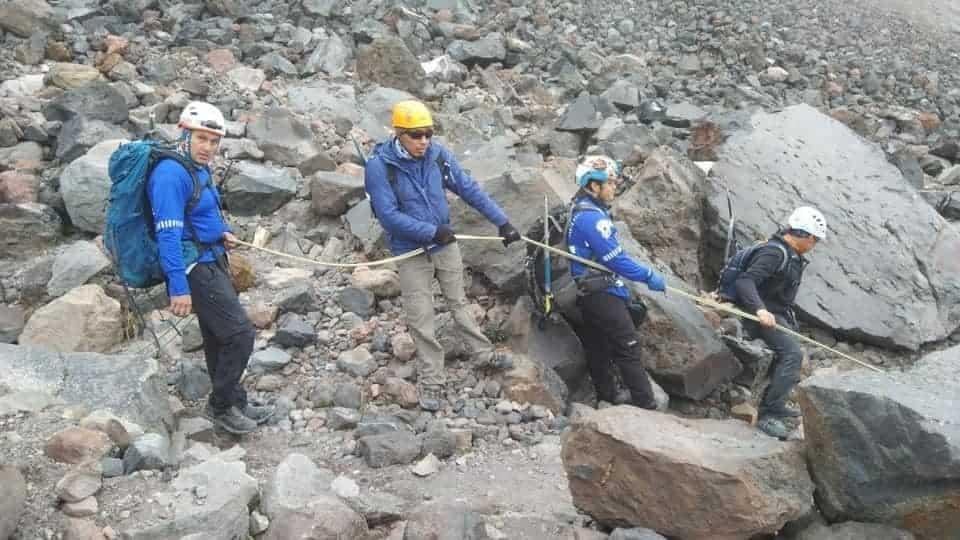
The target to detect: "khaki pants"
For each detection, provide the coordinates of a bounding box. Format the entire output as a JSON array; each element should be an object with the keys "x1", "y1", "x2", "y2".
[{"x1": 396, "y1": 242, "x2": 493, "y2": 387}]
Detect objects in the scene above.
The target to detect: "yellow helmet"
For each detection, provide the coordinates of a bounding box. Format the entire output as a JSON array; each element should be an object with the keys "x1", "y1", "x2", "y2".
[{"x1": 391, "y1": 100, "x2": 433, "y2": 129}]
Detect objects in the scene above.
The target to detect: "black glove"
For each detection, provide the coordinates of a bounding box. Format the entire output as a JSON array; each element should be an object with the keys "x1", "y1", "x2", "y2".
[
  {"x1": 433, "y1": 224, "x2": 456, "y2": 245},
  {"x1": 498, "y1": 222, "x2": 521, "y2": 247}
]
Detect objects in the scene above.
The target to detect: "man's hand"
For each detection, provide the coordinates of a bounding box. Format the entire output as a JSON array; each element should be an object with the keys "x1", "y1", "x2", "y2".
[
  {"x1": 433, "y1": 224, "x2": 456, "y2": 245},
  {"x1": 169, "y1": 294, "x2": 192, "y2": 317},
  {"x1": 498, "y1": 222, "x2": 521, "y2": 247},
  {"x1": 757, "y1": 309, "x2": 776, "y2": 329},
  {"x1": 222, "y1": 231, "x2": 239, "y2": 250},
  {"x1": 645, "y1": 271, "x2": 666, "y2": 292}
]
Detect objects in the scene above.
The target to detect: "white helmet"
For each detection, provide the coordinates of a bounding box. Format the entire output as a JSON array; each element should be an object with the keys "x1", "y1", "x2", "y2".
[
  {"x1": 575, "y1": 155, "x2": 620, "y2": 186},
  {"x1": 178, "y1": 101, "x2": 226, "y2": 136},
  {"x1": 787, "y1": 206, "x2": 827, "y2": 239}
]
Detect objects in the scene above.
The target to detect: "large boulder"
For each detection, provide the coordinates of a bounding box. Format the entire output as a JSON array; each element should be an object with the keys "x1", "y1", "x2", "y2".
[
  {"x1": 0, "y1": 203, "x2": 62, "y2": 259},
  {"x1": 261, "y1": 453, "x2": 368, "y2": 540},
  {"x1": 310, "y1": 171, "x2": 365, "y2": 217},
  {"x1": 0, "y1": 343, "x2": 173, "y2": 433},
  {"x1": 47, "y1": 240, "x2": 111, "y2": 298},
  {"x1": 19, "y1": 285, "x2": 123, "y2": 353},
  {"x1": 223, "y1": 161, "x2": 297, "y2": 216},
  {"x1": 562, "y1": 407, "x2": 813, "y2": 539},
  {"x1": 56, "y1": 117, "x2": 130, "y2": 164},
  {"x1": 0, "y1": 0, "x2": 57, "y2": 38},
  {"x1": 612, "y1": 147, "x2": 708, "y2": 289},
  {"x1": 247, "y1": 107, "x2": 325, "y2": 175},
  {"x1": 707, "y1": 104, "x2": 960, "y2": 350},
  {"x1": 506, "y1": 296, "x2": 587, "y2": 396},
  {"x1": 494, "y1": 352, "x2": 569, "y2": 414},
  {"x1": 119, "y1": 459, "x2": 258, "y2": 540},
  {"x1": 356, "y1": 37, "x2": 427, "y2": 94},
  {"x1": 618, "y1": 226, "x2": 740, "y2": 400},
  {"x1": 448, "y1": 156, "x2": 576, "y2": 291},
  {"x1": 42, "y1": 81, "x2": 129, "y2": 124},
  {"x1": 59, "y1": 140, "x2": 126, "y2": 234},
  {"x1": 446, "y1": 33, "x2": 506, "y2": 66},
  {"x1": 287, "y1": 81, "x2": 360, "y2": 125},
  {"x1": 798, "y1": 346, "x2": 960, "y2": 537}
]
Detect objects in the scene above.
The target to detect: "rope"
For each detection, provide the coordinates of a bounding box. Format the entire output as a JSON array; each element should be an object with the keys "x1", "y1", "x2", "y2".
[
  {"x1": 231, "y1": 233, "x2": 880, "y2": 373},
  {"x1": 232, "y1": 234, "x2": 504, "y2": 268}
]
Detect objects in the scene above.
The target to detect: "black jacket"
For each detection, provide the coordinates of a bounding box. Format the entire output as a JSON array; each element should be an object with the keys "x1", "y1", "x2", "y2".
[{"x1": 734, "y1": 234, "x2": 807, "y2": 319}]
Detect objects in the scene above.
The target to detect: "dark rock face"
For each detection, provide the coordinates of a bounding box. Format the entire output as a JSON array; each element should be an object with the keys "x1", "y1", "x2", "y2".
[
  {"x1": 799, "y1": 345, "x2": 960, "y2": 538},
  {"x1": 706, "y1": 105, "x2": 960, "y2": 350}
]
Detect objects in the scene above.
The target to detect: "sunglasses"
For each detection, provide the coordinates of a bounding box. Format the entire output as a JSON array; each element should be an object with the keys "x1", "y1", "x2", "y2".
[{"x1": 404, "y1": 130, "x2": 434, "y2": 140}]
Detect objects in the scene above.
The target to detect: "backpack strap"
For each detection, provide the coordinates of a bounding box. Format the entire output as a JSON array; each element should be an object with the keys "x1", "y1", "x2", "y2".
[
  {"x1": 768, "y1": 241, "x2": 789, "y2": 274},
  {"x1": 153, "y1": 151, "x2": 215, "y2": 260},
  {"x1": 436, "y1": 155, "x2": 452, "y2": 187}
]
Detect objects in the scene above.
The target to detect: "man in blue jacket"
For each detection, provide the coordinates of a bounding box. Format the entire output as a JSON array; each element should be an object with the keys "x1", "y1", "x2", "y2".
[
  {"x1": 149, "y1": 101, "x2": 273, "y2": 434},
  {"x1": 566, "y1": 156, "x2": 667, "y2": 409},
  {"x1": 364, "y1": 100, "x2": 521, "y2": 411}
]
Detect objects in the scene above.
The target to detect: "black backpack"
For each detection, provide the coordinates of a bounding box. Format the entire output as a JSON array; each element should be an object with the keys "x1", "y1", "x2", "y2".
[
  {"x1": 715, "y1": 241, "x2": 788, "y2": 302},
  {"x1": 523, "y1": 201, "x2": 605, "y2": 325}
]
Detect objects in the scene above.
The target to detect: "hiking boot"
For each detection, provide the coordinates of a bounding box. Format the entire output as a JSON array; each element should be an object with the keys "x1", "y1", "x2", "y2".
[
  {"x1": 417, "y1": 384, "x2": 445, "y2": 412},
  {"x1": 211, "y1": 406, "x2": 257, "y2": 435},
  {"x1": 761, "y1": 403, "x2": 802, "y2": 418},
  {"x1": 242, "y1": 401, "x2": 276, "y2": 425},
  {"x1": 757, "y1": 416, "x2": 789, "y2": 440}
]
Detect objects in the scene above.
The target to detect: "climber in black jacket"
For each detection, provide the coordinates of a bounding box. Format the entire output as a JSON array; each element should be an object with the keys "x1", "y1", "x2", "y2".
[{"x1": 734, "y1": 206, "x2": 827, "y2": 440}]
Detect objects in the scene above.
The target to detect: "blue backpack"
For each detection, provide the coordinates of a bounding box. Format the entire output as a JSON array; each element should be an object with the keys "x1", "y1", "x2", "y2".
[
  {"x1": 716, "y1": 240, "x2": 788, "y2": 302},
  {"x1": 103, "y1": 141, "x2": 203, "y2": 289}
]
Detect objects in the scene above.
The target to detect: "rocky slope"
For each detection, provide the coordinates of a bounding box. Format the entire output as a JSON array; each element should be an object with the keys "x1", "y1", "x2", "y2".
[{"x1": 1, "y1": 0, "x2": 959, "y2": 538}]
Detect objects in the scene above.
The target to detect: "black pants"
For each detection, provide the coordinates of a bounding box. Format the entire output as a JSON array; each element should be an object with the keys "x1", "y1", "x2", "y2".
[
  {"x1": 743, "y1": 311, "x2": 803, "y2": 418},
  {"x1": 187, "y1": 258, "x2": 255, "y2": 412},
  {"x1": 574, "y1": 292, "x2": 656, "y2": 409}
]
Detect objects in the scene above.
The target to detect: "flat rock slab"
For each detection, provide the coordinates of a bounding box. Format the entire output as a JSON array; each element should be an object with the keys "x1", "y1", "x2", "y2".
[
  {"x1": 0, "y1": 344, "x2": 173, "y2": 433},
  {"x1": 562, "y1": 406, "x2": 813, "y2": 540}
]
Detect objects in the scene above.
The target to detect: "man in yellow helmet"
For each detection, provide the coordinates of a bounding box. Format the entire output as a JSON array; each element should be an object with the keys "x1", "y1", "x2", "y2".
[{"x1": 364, "y1": 100, "x2": 521, "y2": 411}]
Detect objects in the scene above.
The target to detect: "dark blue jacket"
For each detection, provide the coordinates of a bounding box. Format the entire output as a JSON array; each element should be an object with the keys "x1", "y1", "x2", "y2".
[
  {"x1": 364, "y1": 139, "x2": 508, "y2": 255},
  {"x1": 148, "y1": 159, "x2": 228, "y2": 297},
  {"x1": 566, "y1": 195, "x2": 655, "y2": 299}
]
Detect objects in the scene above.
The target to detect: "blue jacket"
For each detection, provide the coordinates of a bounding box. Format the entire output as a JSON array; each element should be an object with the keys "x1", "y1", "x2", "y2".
[
  {"x1": 148, "y1": 158, "x2": 228, "y2": 297},
  {"x1": 364, "y1": 138, "x2": 508, "y2": 255},
  {"x1": 566, "y1": 195, "x2": 655, "y2": 299}
]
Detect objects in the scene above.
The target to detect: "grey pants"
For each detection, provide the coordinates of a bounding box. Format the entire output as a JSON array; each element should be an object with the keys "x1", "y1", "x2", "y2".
[{"x1": 396, "y1": 242, "x2": 494, "y2": 387}]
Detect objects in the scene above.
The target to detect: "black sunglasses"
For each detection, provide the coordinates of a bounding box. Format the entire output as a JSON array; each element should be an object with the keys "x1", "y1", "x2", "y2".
[{"x1": 404, "y1": 130, "x2": 434, "y2": 140}]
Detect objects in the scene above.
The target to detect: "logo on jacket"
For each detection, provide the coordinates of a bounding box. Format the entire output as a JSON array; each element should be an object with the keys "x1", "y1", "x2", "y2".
[{"x1": 596, "y1": 219, "x2": 613, "y2": 239}]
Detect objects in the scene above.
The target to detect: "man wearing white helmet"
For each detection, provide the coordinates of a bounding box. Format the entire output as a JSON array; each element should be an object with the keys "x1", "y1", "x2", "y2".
[
  {"x1": 148, "y1": 101, "x2": 273, "y2": 434},
  {"x1": 734, "y1": 206, "x2": 827, "y2": 439}
]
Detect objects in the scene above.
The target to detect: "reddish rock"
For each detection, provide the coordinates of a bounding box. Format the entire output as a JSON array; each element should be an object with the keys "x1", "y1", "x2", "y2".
[
  {"x1": 0, "y1": 170, "x2": 38, "y2": 203},
  {"x1": 206, "y1": 49, "x2": 237, "y2": 74},
  {"x1": 45, "y1": 427, "x2": 112, "y2": 465}
]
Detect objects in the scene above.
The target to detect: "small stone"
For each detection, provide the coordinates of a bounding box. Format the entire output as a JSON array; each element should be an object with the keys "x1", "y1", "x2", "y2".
[
  {"x1": 730, "y1": 403, "x2": 758, "y2": 425},
  {"x1": 334, "y1": 383, "x2": 363, "y2": 410},
  {"x1": 56, "y1": 470, "x2": 102, "y2": 502},
  {"x1": 765, "y1": 66, "x2": 789, "y2": 82},
  {"x1": 391, "y1": 332, "x2": 417, "y2": 362},
  {"x1": 61, "y1": 496, "x2": 98, "y2": 518},
  {"x1": 331, "y1": 475, "x2": 360, "y2": 498},
  {"x1": 337, "y1": 347, "x2": 377, "y2": 377},
  {"x1": 411, "y1": 453, "x2": 441, "y2": 477},
  {"x1": 327, "y1": 407, "x2": 361, "y2": 430},
  {"x1": 256, "y1": 375, "x2": 284, "y2": 392},
  {"x1": 45, "y1": 428, "x2": 112, "y2": 465}
]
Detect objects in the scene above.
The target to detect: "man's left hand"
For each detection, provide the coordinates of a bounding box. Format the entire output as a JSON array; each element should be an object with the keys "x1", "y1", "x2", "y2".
[
  {"x1": 222, "y1": 231, "x2": 239, "y2": 250},
  {"x1": 499, "y1": 222, "x2": 521, "y2": 247}
]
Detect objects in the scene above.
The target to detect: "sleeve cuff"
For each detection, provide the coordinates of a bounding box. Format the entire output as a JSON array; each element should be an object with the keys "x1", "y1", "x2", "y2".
[{"x1": 167, "y1": 273, "x2": 190, "y2": 297}]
